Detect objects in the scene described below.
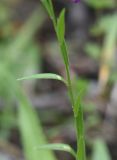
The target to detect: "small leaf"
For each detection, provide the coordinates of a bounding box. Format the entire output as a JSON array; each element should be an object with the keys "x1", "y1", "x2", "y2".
[
  {"x1": 34, "y1": 143, "x2": 76, "y2": 158},
  {"x1": 17, "y1": 73, "x2": 67, "y2": 85},
  {"x1": 92, "y1": 139, "x2": 111, "y2": 160},
  {"x1": 18, "y1": 92, "x2": 56, "y2": 160},
  {"x1": 41, "y1": 0, "x2": 56, "y2": 24},
  {"x1": 57, "y1": 9, "x2": 65, "y2": 43},
  {"x1": 41, "y1": 0, "x2": 53, "y2": 18},
  {"x1": 86, "y1": 0, "x2": 115, "y2": 9}
]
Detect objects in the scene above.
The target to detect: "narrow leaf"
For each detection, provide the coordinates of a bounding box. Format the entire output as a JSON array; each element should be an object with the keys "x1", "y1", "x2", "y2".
[
  {"x1": 57, "y1": 9, "x2": 65, "y2": 43},
  {"x1": 34, "y1": 143, "x2": 76, "y2": 158},
  {"x1": 4, "y1": 7, "x2": 45, "y2": 63},
  {"x1": 92, "y1": 139, "x2": 111, "y2": 160},
  {"x1": 41, "y1": 0, "x2": 53, "y2": 18},
  {"x1": 18, "y1": 91, "x2": 56, "y2": 160},
  {"x1": 17, "y1": 73, "x2": 67, "y2": 85}
]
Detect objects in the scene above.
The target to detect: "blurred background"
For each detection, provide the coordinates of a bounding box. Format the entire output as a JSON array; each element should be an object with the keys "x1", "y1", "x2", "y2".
[{"x1": 0, "y1": 0, "x2": 117, "y2": 160}]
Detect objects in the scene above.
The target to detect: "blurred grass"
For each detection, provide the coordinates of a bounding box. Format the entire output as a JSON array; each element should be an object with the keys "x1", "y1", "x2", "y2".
[
  {"x1": 92, "y1": 139, "x2": 111, "y2": 160},
  {"x1": 0, "y1": 0, "x2": 116, "y2": 160},
  {"x1": 0, "y1": 3, "x2": 56, "y2": 160}
]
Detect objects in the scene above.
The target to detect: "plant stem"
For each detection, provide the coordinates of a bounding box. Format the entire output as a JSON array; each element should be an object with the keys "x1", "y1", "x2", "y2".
[
  {"x1": 60, "y1": 40, "x2": 75, "y2": 107},
  {"x1": 75, "y1": 105, "x2": 86, "y2": 160},
  {"x1": 56, "y1": 27, "x2": 86, "y2": 160},
  {"x1": 41, "y1": 0, "x2": 86, "y2": 159}
]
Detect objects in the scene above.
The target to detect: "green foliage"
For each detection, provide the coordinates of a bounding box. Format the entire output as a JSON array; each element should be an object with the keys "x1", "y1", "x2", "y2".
[
  {"x1": 41, "y1": 0, "x2": 56, "y2": 27},
  {"x1": 85, "y1": 43, "x2": 101, "y2": 60},
  {"x1": 18, "y1": 91, "x2": 56, "y2": 160},
  {"x1": 17, "y1": 73, "x2": 67, "y2": 85},
  {"x1": 41, "y1": 0, "x2": 53, "y2": 18},
  {"x1": 0, "y1": 104, "x2": 17, "y2": 139},
  {"x1": 92, "y1": 139, "x2": 111, "y2": 160},
  {"x1": 86, "y1": 0, "x2": 116, "y2": 9},
  {"x1": 0, "y1": 4, "x2": 56, "y2": 160},
  {"x1": 35, "y1": 143, "x2": 76, "y2": 158},
  {"x1": 57, "y1": 9, "x2": 65, "y2": 43},
  {"x1": 40, "y1": 1, "x2": 86, "y2": 160},
  {"x1": 91, "y1": 14, "x2": 117, "y2": 35},
  {"x1": 1, "y1": 1, "x2": 114, "y2": 160},
  {"x1": 85, "y1": 5, "x2": 117, "y2": 86},
  {"x1": 0, "y1": 3, "x2": 10, "y2": 24}
]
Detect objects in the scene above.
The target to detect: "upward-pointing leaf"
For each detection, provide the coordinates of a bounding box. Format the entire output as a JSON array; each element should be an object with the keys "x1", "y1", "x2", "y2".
[
  {"x1": 17, "y1": 73, "x2": 67, "y2": 85},
  {"x1": 57, "y1": 9, "x2": 65, "y2": 43},
  {"x1": 34, "y1": 143, "x2": 76, "y2": 158},
  {"x1": 41, "y1": 0, "x2": 56, "y2": 24},
  {"x1": 18, "y1": 92, "x2": 56, "y2": 160},
  {"x1": 92, "y1": 139, "x2": 111, "y2": 160},
  {"x1": 41, "y1": 0, "x2": 52, "y2": 18}
]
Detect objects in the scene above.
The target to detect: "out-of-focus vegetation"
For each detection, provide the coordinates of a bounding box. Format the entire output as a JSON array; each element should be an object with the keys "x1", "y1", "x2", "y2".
[
  {"x1": 0, "y1": 0, "x2": 117, "y2": 160},
  {"x1": 0, "y1": 2, "x2": 56, "y2": 160}
]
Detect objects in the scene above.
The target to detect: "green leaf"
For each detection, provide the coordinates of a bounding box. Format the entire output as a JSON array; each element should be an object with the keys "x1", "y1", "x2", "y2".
[
  {"x1": 57, "y1": 9, "x2": 65, "y2": 43},
  {"x1": 34, "y1": 143, "x2": 76, "y2": 158},
  {"x1": 4, "y1": 7, "x2": 45, "y2": 64},
  {"x1": 18, "y1": 92, "x2": 56, "y2": 160},
  {"x1": 86, "y1": 0, "x2": 115, "y2": 9},
  {"x1": 41, "y1": 0, "x2": 56, "y2": 26},
  {"x1": 41, "y1": 0, "x2": 53, "y2": 18},
  {"x1": 17, "y1": 73, "x2": 67, "y2": 85},
  {"x1": 85, "y1": 42, "x2": 101, "y2": 59},
  {"x1": 92, "y1": 139, "x2": 111, "y2": 160}
]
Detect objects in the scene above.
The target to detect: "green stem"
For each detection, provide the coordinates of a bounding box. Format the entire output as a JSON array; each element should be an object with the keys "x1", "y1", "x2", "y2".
[
  {"x1": 56, "y1": 30, "x2": 86, "y2": 160},
  {"x1": 75, "y1": 104, "x2": 86, "y2": 160},
  {"x1": 60, "y1": 41, "x2": 75, "y2": 108},
  {"x1": 41, "y1": 1, "x2": 86, "y2": 160}
]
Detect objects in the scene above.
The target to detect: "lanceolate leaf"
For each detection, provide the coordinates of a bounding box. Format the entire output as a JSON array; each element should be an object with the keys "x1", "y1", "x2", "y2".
[
  {"x1": 18, "y1": 91, "x2": 56, "y2": 160},
  {"x1": 34, "y1": 143, "x2": 76, "y2": 158},
  {"x1": 41, "y1": 0, "x2": 53, "y2": 18},
  {"x1": 41, "y1": 0, "x2": 56, "y2": 26},
  {"x1": 92, "y1": 139, "x2": 111, "y2": 160},
  {"x1": 57, "y1": 9, "x2": 65, "y2": 43},
  {"x1": 17, "y1": 73, "x2": 67, "y2": 85}
]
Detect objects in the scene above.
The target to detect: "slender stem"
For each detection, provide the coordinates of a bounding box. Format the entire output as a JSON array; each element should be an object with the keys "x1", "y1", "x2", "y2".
[
  {"x1": 75, "y1": 105, "x2": 86, "y2": 160},
  {"x1": 41, "y1": 1, "x2": 86, "y2": 160},
  {"x1": 60, "y1": 41, "x2": 75, "y2": 108}
]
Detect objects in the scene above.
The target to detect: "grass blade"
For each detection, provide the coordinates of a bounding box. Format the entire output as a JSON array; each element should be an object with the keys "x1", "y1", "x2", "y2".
[
  {"x1": 92, "y1": 139, "x2": 111, "y2": 160},
  {"x1": 17, "y1": 73, "x2": 67, "y2": 85},
  {"x1": 41, "y1": 0, "x2": 57, "y2": 27},
  {"x1": 57, "y1": 9, "x2": 65, "y2": 43},
  {"x1": 41, "y1": 0, "x2": 52, "y2": 18},
  {"x1": 4, "y1": 6, "x2": 45, "y2": 64},
  {"x1": 34, "y1": 143, "x2": 76, "y2": 158},
  {"x1": 18, "y1": 91, "x2": 56, "y2": 160}
]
